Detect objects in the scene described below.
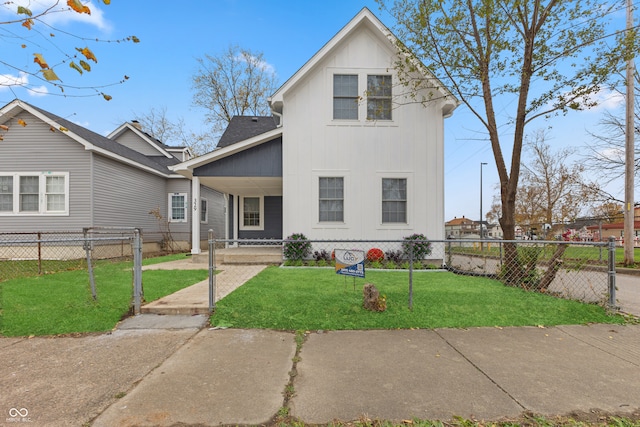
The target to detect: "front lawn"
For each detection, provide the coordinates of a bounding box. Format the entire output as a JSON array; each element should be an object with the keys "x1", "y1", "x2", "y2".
[
  {"x1": 0, "y1": 255, "x2": 207, "y2": 337},
  {"x1": 211, "y1": 267, "x2": 624, "y2": 330}
]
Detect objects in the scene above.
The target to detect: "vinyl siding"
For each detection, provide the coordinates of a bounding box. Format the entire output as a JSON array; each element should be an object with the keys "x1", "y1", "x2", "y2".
[
  {"x1": 0, "y1": 111, "x2": 92, "y2": 232},
  {"x1": 200, "y1": 185, "x2": 225, "y2": 241},
  {"x1": 194, "y1": 138, "x2": 282, "y2": 177},
  {"x1": 92, "y1": 155, "x2": 168, "y2": 241},
  {"x1": 111, "y1": 128, "x2": 166, "y2": 156}
]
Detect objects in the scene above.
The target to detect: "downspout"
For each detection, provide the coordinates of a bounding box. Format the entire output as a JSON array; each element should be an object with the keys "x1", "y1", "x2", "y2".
[{"x1": 268, "y1": 97, "x2": 283, "y2": 127}]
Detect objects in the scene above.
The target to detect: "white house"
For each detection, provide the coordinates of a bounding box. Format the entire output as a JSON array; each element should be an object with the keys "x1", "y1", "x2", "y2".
[{"x1": 172, "y1": 7, "x2": 458, "y2": 253}]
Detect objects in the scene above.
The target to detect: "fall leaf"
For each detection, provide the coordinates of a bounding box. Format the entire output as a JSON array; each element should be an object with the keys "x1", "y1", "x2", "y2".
[
  {"x1": 59, "y1": 126, "x2": 69, "y2": 132},
  {"x1": 17, "y1": 119, "x2": 27, "y2": 127},
  {"x1": 0, "y1": 125, "x2": 9, "y2": 131},
  {"x1": 102, "y1": 93, "x2": 112, "y2": 101},
  {"x1": 33, "y1": 53, "x2": 49, "y2": 69},
  {"x1": 42, "y1": 68, "x2": 60, "y2": 81},
  {"x1": 69, "y1": 61, "x2": 83, "y2": 75},
  {"x1": 21, "y1": 44, "x2": 26, "y2": 48},
  {"x1": 131, "y1": 36, "x2": 140, "y2": 43},
  {"x1": 77, "y1": 47, "x2": 97, "y2": 62},
  {"x1": 22, "y1": 19, "x2": 33, "y2": 30},
  {"x1": 103, "y1": 0, "x2": 111, "y2": 4},
  {"x1": 67, "y1": 0, "x2": 91, "y2": 15},
  {"x1": 79, "y1": 60, "x2": 91, "y2": 72},
  {"x1": 0, "y1": 135, "x2": 3, "y2": 141},
  {"x1": 49, "y1": 126, "x2": 56, "y2": 132},
  {"x1": 17, "y1": 6, "x2": 33, "y2": 16}
]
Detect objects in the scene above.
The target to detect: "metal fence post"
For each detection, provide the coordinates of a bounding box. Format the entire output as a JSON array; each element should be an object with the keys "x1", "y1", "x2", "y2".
[
  {"x1": 208, "y1": 229, "x2": 216, "y2": 313},
  {"x1": 408, "y1": 241, "x2": 414, "y2": 310},
  {"x1": 608, "y1": 236, "x2": 617, "y2": 309},
  {"x1": 132, "y1": 228, "x2": 143, "y2": 315},
  {"x1": 83, "y1": 228, "x2": 97, "y2": 301}
]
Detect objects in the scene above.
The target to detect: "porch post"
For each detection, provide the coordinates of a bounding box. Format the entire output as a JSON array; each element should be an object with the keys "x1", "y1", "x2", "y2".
[
  {"x1": 233, "y1": 194, "x2": 239, "y2": 246},
  {"x1": 191, "y1": 176, "x2": 201, "y2": 255}
]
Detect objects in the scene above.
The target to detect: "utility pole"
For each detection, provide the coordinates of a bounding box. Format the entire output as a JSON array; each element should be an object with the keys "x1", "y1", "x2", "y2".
[{"x1": 624, "y1": 0, "x2": 636, "y2": 266}]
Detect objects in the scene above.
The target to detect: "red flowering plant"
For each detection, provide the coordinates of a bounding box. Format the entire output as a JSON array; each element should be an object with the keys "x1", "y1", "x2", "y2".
[{"x1": 366, "y1": 248, "x2": 385, "y2": 262}]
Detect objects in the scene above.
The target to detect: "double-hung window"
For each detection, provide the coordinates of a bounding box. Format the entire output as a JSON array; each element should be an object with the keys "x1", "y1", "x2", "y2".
[
  {"x1": 319, "y1": 177, "x2": 344, "y2": 222},
  {"x1": 382, "y1": 178, "x2": 407, "y2": 223},
  {"x1": 240, "y1": 196, "x2": 264, "y2": 230},
  {"x1": 333, "y1": 74, "x2": 358, "y2": 120},
  {"x1": 367, "y1": 75, "x2": 392, "y2": 120},
  {"x1": 169, "y1": 193, "x2": 187, "y2": 222},
  {"x1": 0, "y1": 172, "x2": 69, "y2": 215}
]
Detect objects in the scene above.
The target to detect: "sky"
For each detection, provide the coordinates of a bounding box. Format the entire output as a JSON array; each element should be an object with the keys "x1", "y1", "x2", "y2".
[{"x1": 0, "y1": 0, "x2": 633, "y2": 223}]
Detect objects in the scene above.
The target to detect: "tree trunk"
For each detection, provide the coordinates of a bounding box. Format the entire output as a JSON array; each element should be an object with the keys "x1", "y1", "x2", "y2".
[{"x1": 537, "y1": 243, "x2": 568, "y2": 291}]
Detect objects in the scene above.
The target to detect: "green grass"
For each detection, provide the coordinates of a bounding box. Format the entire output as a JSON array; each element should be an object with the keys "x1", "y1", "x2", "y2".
[
  {"x1": 211, "y1": 267, "x2": 624, "y2": 330},
  {"x1": 0, "y1": 257, "x2": 207, "y2": 337}
]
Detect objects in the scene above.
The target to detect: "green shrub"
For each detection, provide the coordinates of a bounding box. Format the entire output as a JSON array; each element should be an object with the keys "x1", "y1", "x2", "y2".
[
  {"x1": 403, "y1": 233, "x2": 432, "y2": 260},
  {"x1": 283, "y1": 233, "x2": 312, "y2": 260}
]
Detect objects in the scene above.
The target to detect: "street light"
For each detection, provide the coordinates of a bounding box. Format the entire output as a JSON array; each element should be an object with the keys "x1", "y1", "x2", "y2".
[{"x1": 480, "y1": 162, "x2": 488, "y2": 239}]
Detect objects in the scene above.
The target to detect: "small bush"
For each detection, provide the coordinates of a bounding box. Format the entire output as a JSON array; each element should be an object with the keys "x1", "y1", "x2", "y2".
[
  {"x1": 385, "y1": 260, "x2": 397, "y2": 269},
  {"x1": 283, "y1": 233, "x2": 312, "y2": 260},
  {"x1": 386, "y1": 250, "x2": 404, "y2": 263},
  {"x1": 313, "y1": 249, "x2": 331, "y2": 262},
  {"x1": 367, "y1": 248, "x2": 385, "y2": 262},
  {"x1": 403, "y1": 233, "x2": 432, "y2": 260},
  {"x1": 369, "y1": 261, "x2": 383, "y2": 269},
  {"x1": 317, "y1": 259, "x2": 328, "y2": 267}
]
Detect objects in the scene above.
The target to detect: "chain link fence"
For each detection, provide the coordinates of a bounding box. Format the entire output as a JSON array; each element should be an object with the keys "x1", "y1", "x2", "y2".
[
  {"x1": 207, "y1": 236, "x2": 617, "y2": 312},
  {"x1": 0, "y1": 228, "x2": 144, "y2": 313}
]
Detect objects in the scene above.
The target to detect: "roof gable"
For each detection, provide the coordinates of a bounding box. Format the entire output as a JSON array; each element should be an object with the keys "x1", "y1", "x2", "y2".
[{"x1": 0, "y1": 99, "x2": 177, "y2": 176}]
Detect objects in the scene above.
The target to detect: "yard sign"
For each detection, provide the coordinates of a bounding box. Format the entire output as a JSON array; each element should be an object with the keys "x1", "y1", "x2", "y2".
[{"x1": 334, "y1": 249, "x2": 365, "y2": 278}]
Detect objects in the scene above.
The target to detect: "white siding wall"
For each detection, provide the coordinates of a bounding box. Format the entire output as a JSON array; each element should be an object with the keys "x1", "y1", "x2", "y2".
[
  {"x1": 282, "y1": 25, "x2": 446, "y2": 241},
  {"x1": 0, "y1": 111, "x2": 92, "y2": 232}
]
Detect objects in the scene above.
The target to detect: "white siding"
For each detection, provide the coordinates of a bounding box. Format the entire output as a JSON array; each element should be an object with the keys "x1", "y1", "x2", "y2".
[
  {"x1": 282, "y1": 24, "x2": 446, "y2": 241},
  {"x1": 0, "y1": 111, "x2": 92, "y2": 232}
]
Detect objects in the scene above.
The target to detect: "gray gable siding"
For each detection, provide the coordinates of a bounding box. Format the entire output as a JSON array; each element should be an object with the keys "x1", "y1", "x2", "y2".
[
  {"x1": 194, "y1": 137, "x2": 282, "y2": 177},
  {"x1": 0, "y1": 111, "x2": 92, "y2": 232},
  {"x1": 111, "y1": 128, "x2": 164, "y2": 156},
  {"x1": 199, "y1": 186, "x2": 225, "y2": 241},
  {"x1": 92, "y1": 155, "x2": 168, "y2": 241}
]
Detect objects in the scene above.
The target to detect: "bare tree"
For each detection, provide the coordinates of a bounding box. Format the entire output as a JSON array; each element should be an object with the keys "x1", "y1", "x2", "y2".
[
  {"x1": 192, "y1": 45, "x2": 279, "y2": 139},
  {"x1": 132, "y1": 106, "x2": 216, "y2": 155}
]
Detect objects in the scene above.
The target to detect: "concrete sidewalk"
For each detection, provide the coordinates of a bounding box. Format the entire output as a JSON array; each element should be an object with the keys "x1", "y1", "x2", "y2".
[{"x1": 2, "y1": 324, "x2": 640, "y2": 426}]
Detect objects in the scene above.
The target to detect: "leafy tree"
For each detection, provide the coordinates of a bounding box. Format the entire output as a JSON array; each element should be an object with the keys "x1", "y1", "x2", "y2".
[
  {"x1": 192, "y1": 45, "x2": 279, "y2": 140},
  {"x1": 132, "y1": 106, "x2": 216, "y2": 156},
  {"x1": 0, "y1": 0, "x2": 138, "y2": 100},
  {"x1": 515, "y1": 130, "x2": 596, "y2": 230},
  {"x1": 590, "y1": 202, "x2": 624, "y2": 223},
  {"x1": 379, "y1": 0, "x2": 629, "y2": 283}
]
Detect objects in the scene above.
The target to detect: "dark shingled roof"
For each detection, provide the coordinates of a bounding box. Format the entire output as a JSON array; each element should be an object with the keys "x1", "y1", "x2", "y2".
[
  {"x1": 217, "y1": 116, "x2": 277, "y2": 148},
  {"x1": 22, "y1": 101, "x2": 177, "y2": 174}
]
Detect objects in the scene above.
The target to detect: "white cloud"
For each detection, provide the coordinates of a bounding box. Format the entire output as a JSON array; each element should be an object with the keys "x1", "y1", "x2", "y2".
[
  {"x1": 0, "y1": 1, "x2": 111, "y2": 32},
  {"x1": 28, "y1": 85, "x2": 49, "y2": 96},
  {"x1": 584, "y1": 87, "x2": 625, "y2": 113},
  {"x1": 0, "y1": 72, "x2": 28, "y2": 89}
]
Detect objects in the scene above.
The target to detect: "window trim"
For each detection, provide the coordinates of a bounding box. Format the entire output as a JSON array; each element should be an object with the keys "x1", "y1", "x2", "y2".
[
  {"x1": 376, "y1": 173, "x2": 412, "y2": 228},
  {"x1": 333, "y1": 74, "x2": 359, "y2": 120},
  {"x1": 168, "y1": 192, "x2": 188, "y2": 223},
  {"x1": 382, "y1": 177, "x2": 408, "y2": 224},
  {"x1": 0, "y1": 172, "x2": 69, "y2": 216},
  {"x1": 318, "y1": 176, "x2": 345, "y2": 223},
  {"x1": 200, "y1": 198, "x2": 208, "y2": 224},
  {"x1": 239, "y1": 195, "x2": 264, "y2": 231},
  {"x1": 366, "y1": 74, "x2": 393, "y2": 121},
  {"x1": 328, "y1": 69, "x2": 395, "y2": 125}
]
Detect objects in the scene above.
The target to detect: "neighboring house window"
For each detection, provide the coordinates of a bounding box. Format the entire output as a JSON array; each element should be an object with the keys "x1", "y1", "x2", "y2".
[
  {"x1": 333, "y1": 74, "x2": 358, "y2": 120},
  {"x1": 169, "y1": 193, "x2": 187, "y2": 222},
  {"x1": 382, "y1": 178, "x2": 407, "y2": 223},
  {"x1": 0, "y1": 176, "x2": 13, "y2": 212},
  {"x1": 319, "y1": 177, "x2": 344, "y2": 222},
  {"x1": 367, "y1": 75, "x2": 392, "y2": 120},
  {"x1": 200, "y1": 198, "x2": 208, "y2": 223},
  {"x1": 0, "y1": 172, "x2": 69, "y2": 215},
  {"x1": 240, "y1": 196, "x2": 264, "y2": 230}
]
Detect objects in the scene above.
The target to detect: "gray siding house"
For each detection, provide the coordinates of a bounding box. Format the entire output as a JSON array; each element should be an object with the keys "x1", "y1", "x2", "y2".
[{"x1": 0, "y1": 99, "x2": 224, "y2": 251}]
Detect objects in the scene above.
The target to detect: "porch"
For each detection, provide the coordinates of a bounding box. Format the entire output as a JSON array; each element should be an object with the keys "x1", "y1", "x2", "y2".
[{"x1": 192, "y1": 246, "x2": 283, "y2": 265}]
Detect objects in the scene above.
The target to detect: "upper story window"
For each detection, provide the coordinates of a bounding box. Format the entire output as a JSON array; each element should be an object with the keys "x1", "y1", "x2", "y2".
[
  {"x1": 367, "y1": 75, "x2": 392, "y2": 120},
  {"x1": 0, "y1": 172, "x2": 69, "y2": 216},
  {"x1": 333, "y1": 74, "x2": 358, "y2": 120}
]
